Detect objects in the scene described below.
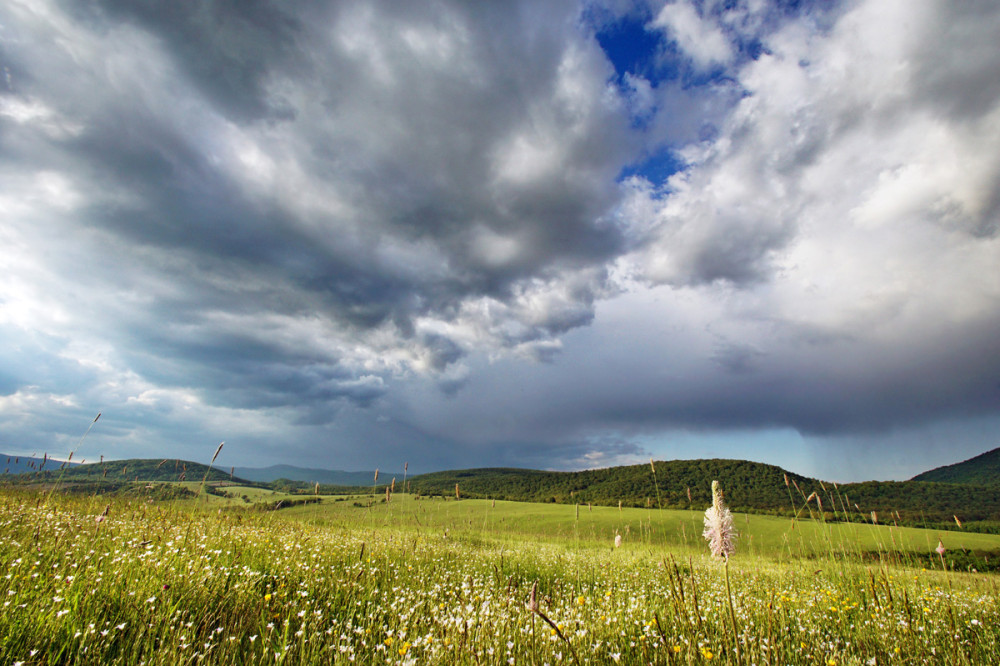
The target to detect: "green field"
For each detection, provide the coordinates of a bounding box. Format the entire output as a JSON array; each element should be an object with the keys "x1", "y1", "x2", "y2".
[{"x1": 1, "y1": 486, "x2": 999, "y2": 664}]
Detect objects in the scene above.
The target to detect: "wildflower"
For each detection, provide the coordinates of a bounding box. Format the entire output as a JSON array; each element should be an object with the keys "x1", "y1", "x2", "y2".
[
  {"x1": 702, "y1": 480, "x2": 736, "y2": 559},
  {"x1": 614, "y1": 533, "x2": 622, "y2": 548},
  {"x1": 935, "y1": 540, "x2": 946, "y2": 556}
]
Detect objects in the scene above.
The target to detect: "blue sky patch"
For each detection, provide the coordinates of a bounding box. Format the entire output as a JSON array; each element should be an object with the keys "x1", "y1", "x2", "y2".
[
  {"x1": 618, "y1": 148, "x2": 686, "y2": 188},
  {"x1": 595, "y1": 14, "x2": 672, "y2": 86}
]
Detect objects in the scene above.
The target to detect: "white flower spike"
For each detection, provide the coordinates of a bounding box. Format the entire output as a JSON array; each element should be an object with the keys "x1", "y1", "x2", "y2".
[{"x1": 703, "y1": 480, "x2": 737, "y2": 559}]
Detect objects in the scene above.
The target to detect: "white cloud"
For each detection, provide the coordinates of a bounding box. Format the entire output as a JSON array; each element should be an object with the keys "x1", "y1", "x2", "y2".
[
  {"x1": 2, "y1": 0, "x2": 999, "y2": 478},
  {"x1": 652, "y1": 1, "x2": 733, "y2": 70}
]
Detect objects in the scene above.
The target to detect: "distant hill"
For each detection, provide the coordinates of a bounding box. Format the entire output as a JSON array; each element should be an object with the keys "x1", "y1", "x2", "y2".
[
  {"x1": 409, "y1": 459, "x2": 816, "y2": 510},
  {"x1": 912, "y1": 447, "x2": 1000, "y2": 487},
  {"x1": 5, "y1": 451, "x2": 1000, "y2": 531},
  {"x1": 230, "y1": 465, "x2": 375, "y2": 486},
  {"x1": 6, "y1": 457, "x2": 247, "y2": 484},
  {"x1": 1, "y1": 453, "x2": 79, "y2": 475},
  {"x1": 407, "y1": 459, "x2": 1000, "y2": 528}
]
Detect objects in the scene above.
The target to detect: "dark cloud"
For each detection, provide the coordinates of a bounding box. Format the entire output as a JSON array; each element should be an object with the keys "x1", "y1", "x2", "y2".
[
  {"x1": 87, "y1": 0, "x2": 305, "y2": 123},
  {"x1": 1, "y1": 0, "x2": 639, "y2": 407},
  {"x1": 2, "y1": 0, "x2": 1000, "y2": 481}
]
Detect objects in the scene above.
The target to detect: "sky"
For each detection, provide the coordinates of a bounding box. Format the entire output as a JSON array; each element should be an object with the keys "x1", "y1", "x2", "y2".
[{"x1": 2, "y1": 0, "x2": 999, "y2": 482}]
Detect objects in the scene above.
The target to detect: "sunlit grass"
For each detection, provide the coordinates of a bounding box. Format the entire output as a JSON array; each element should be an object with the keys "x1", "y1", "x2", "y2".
[{"x1": 1, "y1": 487, "x2": 998, "y2": 664}]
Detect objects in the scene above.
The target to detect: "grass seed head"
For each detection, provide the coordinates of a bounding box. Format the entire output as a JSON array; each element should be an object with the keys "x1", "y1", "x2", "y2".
[
  {"x1": 526, "y1": 581, "x2": 539, "y2": 613},
  {"x1": 703, "y1": 480, "x2": 736, "y2": 559},
  {"x1": 210, "y1": 441, "x2": 224, "y2": 465}
]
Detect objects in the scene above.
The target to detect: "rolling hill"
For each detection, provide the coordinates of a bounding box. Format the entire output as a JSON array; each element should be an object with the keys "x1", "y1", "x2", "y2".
[
  {"x1": 405, "y1": 459, "x2": 1000, "y2": 528},
  {"x1": 5, "y1": 449, "x2": 1000, "y2": 531},
  {"x1": 912, "y1": 446, "x2": 1000, "y2": 487},
  {"x1": 5, "y1": 457, "x2": 248, "y2": 484}
]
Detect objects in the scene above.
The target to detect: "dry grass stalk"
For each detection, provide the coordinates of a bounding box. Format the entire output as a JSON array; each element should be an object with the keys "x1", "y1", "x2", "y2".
[
  {"x1": 209, "y1": 441, "x2": 224, "y2": 465},
  {"x1": 525, "y1": 582, "x2": 580, "y2": 664}
]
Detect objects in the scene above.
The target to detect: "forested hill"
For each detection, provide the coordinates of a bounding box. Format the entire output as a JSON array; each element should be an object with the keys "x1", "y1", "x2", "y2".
[
  {"x1": 5, "y1": 458, "x2": 247, "y2": 484},
  {"x1": 408, "y1": 459, "x2": 1000, "y2": 527},
  {"x1": 409, "y1": 459, "x2": 819, "y2": 510},
  {"x1": 911, "y1": 447, "x2": 1000, "y2": 487},
  {"x1": 6, "y1": 453, "x2": 1000, "y2": 529}
]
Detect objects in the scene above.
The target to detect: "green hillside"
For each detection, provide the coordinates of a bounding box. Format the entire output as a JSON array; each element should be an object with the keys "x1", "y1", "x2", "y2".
[
  {"x1": 406, "y1": 459, "x2": 1000, "y2": 529},
  {"x1": 8, "y1": 454, "x2": 1000, "y2": 532},
  {"x1": 912, "y1": 446, "x2": 1000, "y2": 486},
  {"x1": 408, "y1": 459, "x2": 814, "y2": 510},
  {"x1": 7, "y1": 457, "x2": 249, "y2": 484}
]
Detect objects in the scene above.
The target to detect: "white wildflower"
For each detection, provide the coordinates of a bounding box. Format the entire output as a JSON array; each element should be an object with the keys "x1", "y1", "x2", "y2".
[{"x1": 702, "y1": 480, "x2": 737, "y2": 559}]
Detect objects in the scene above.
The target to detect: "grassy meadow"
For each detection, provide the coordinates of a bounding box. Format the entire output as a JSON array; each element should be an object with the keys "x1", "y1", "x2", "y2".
[{"x1": 1, "y1": 483, "x2": 999, "y2": 665}]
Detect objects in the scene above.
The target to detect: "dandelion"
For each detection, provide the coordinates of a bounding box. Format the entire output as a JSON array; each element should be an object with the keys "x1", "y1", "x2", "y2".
[{"x1": 703, "y1": 480, "x2": 736, "y2": 559}]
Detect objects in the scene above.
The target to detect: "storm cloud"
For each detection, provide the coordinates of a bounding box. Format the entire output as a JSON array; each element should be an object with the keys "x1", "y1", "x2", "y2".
[{"x1": 1, "y1": 0, "x2": 998, "y2": 480}]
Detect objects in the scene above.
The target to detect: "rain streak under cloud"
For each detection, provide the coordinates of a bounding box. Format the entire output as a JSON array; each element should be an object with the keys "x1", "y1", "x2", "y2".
[{"x1": 1, "y1": 0, "x2": 999, "y2": 481}]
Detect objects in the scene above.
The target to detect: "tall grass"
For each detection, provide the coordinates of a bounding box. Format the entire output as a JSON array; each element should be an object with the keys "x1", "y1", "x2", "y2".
[{"x1": 1, "y1": 485, "x2": 999, "y2": 664}]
